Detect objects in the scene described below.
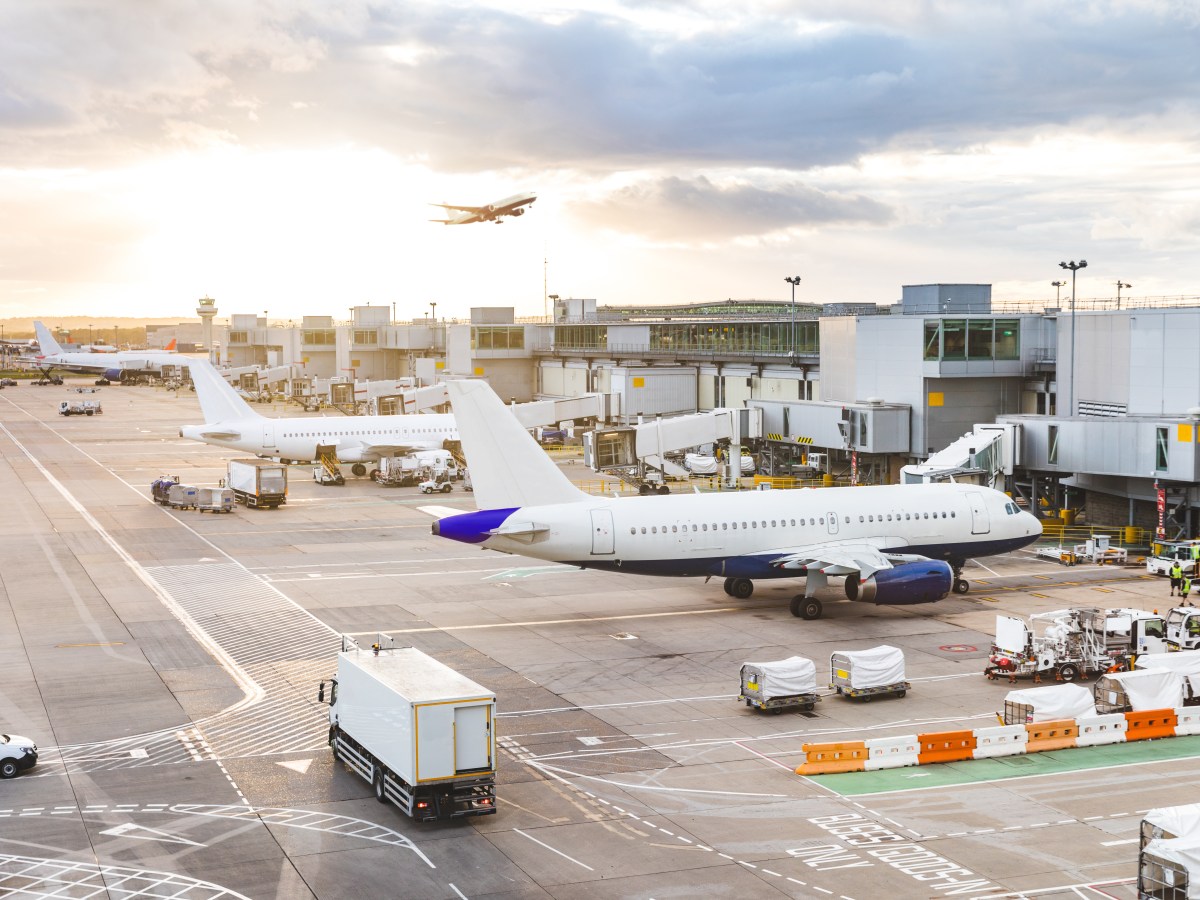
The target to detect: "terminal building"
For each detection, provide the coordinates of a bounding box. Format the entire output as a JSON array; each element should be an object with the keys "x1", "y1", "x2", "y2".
[{"x1": 207, "y1": 285, "x2": 1200, "y2": 536}]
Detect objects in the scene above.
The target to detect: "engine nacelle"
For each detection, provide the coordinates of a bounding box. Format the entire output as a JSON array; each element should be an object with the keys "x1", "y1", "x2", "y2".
[
  {"x1": 845, "y1": 560, "x2": 952, "y2": 605},
  {"x1": 510, "y1": 208, "x2": 524, "y2": 216},
  {"x1": 103, "y1": 367, "x2": 127, "y2": 382}
]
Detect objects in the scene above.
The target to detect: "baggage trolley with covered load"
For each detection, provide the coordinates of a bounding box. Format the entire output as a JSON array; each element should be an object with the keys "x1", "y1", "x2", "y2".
[
  {"x1": 830, "y1": 645, "x2": 909, "y2": 701},
  {"x1": 739, "y1": 656, "x2": 819, "y2": 714}
]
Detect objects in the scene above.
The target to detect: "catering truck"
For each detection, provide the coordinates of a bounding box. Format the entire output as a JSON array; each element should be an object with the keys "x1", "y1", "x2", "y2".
[
  {"x1": 318, "y1": 636, "x2": 496, "y2": 821},
  {"x1": 226, "y1": 458, "x2": 287, "y2": 508}
]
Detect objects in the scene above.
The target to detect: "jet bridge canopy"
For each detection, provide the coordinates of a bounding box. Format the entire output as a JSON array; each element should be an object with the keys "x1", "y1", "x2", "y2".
[{"x1": 901, "y1": 423, "x2": 1019, "y2": 489}]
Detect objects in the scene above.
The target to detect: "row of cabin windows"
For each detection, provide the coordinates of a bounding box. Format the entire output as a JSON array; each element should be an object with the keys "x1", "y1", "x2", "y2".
[
  {"x1": 280, "y1": 428, "x2": 458, "y2": 438},
  {"x1": 628, "y1": 510, "x2": 957, "y2": 535}
]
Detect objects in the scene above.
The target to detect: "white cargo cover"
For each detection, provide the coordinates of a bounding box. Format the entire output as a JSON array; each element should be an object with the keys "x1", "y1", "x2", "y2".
[
  {"x1": 741, "y1": 656, "x2": 817, "y2": 700},
  {"x1": 684, "y1": 453, "x2": 718, "y2": 475},
  {"x1": 1096, "y1": 667, "x2": 1184, "y2": 711},
  {"x1": 1004, "y1": 683, "x2": 1096, "y2": 721},
  {"x1": 832, "y1": 645, "x2": 905, "y2": 689},
  {"x1": 1142, "y1": 834, "x2": 1200, "y2": 899},
  {"x1": 1145, "y1": 804, "x2": 1200, "y2": 844},
  {"x1": 1137, "y1": 650, "x2": 1200, "y2": 697}
]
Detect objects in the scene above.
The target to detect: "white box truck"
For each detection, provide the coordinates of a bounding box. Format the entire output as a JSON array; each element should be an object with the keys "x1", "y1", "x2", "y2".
[
  {"x1": 318, "y1": 636, "x2": 496, "y2": 821},
  {"x1": 226, "y1": 458, "x2": 287, "y2": 508}
]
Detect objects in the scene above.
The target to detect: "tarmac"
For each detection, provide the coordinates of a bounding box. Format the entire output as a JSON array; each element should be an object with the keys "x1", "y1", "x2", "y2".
[{"x1": 0, "y1": 375, "x2": 1189, "y2": 899}]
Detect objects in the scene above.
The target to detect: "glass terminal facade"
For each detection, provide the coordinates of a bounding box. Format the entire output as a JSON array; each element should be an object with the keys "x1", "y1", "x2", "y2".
[{"x1": 923, "y1": 318, "x2": 1020, "y2": 361}]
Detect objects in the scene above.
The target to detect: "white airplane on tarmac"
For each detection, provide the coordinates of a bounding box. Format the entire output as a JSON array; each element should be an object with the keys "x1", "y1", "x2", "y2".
[
  {"x1": 25, "y1": 322, "x2": 177, "y2": 381},
  {"x1": 429, "y1": 192, "x2": 536, "y2": 225},
  {"x1": 180, "y1": 360, "x2": 460, "y2": 476},
  {"x1": 427, "y1": 380, "x2": 1043, "y2": 620}
]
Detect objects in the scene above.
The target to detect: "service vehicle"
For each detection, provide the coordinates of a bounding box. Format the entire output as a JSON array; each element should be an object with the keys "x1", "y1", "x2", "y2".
[
  {"x1": 986, "y1": 607, "x2": 1166, "y2": 683},
  {"x1": 226, "y1": 458, "x2": 287, "y2": 508},
  {"x1": 419, "y1": 474, "x2": 454, "y2": 494},
  {"x1": 0, "y1": 378, "x2": 17, "y2": 387},
  {"x1": 318, "y1": 636, "x2": 496, "y2": 821},
  {"x1": 166, "y1": 483, "x2": 199, "y2": 509},
  {"x1": 196, "y1": 486, "x2": 235, "y2": 513},
  {"x1": 1, "y1": 733, "x2": 38, "y2": 778},
  {"x1": 1147, "y1": 538, "x2": 1200, "y2": 577},
  {"x1": 150, "y1": 475, "x2": 180, "y2": 505},
  {"x1": 740, "y1": 655, "x2": 819, "y2": 713},
  {"x1": 829, "y1": 645, "x2": 909, "y2": 700},
  {"x1": 58, "y1": 399, "x2": 102, "y2": 416},
  {"x1": 1167, "y1": 606, "x2": 1200, "y2": 651}
]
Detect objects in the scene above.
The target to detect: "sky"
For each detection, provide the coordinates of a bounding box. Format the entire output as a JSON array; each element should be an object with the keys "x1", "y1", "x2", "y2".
[{"x1": 2, "y1": 0, "x2": 1200, "y2": 322}]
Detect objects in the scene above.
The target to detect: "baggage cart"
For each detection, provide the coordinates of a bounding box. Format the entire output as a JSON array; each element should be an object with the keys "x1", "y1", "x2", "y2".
[
  {"x1": 1001, "y1": 683, "x2": 1095, "y2": 724},
  {"x1": 196, "y1": 486, "x2": 235, "y2": 513},
  {"x1": 830, "y1": 645, "x2": 909, "y2": 701},
  {"x1": 167, "y1": 483, "x2": 198, "y2": 509},
  {"x1": 739, "y1": 656, "x2": 819, "y2": 714}
]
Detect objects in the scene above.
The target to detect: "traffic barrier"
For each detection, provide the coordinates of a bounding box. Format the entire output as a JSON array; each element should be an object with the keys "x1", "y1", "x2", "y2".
[
  {"x1": 1075, "y1": 713, "x2": 1129, "y2": 747},
  {"x1": 1175, "y1": 707, "x2": 1200, "y2": 736},
  {"x1": 795, "y1": 741, "x2": 867, "y2": 775},
  {"x1": 1025, "y1": 720, "x2": 1079, "y2": 752},
  {"x1": 864, "y1": 734, "x2": 920, "y2": 771},
  {"x1": 972, "y1": 724, "x2": 1028, "y2": 759},
  {"x1": 917, "y1": 730, "x2": 977, "y2": 764},
  {"x1": 1125, "y1": 709, "x2": 1178, "y2": 742}
]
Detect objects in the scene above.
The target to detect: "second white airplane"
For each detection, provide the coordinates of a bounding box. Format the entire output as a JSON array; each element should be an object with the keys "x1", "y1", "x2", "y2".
[
  {"x1": 180, "y1": 360, "x2": 459, "y2": 475},
  {"x1": 429, "y1": 380, "x2": 1043, "y2": 620}
]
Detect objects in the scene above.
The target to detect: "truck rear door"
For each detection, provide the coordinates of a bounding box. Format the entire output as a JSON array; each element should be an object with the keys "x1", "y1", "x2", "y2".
[{"x1": 454, "y1": 705, "x2": 492, "y2": 773}]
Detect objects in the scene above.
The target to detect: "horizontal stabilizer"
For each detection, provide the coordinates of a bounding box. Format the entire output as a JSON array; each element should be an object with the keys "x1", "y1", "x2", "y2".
[{"x1": 416, "y1": 504, "x2": 463, "y2": 519}]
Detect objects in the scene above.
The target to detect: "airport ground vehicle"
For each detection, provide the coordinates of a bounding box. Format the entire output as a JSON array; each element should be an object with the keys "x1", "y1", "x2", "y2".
[
  {"x1": 1139, "y1": 804, "x2": 1200, "y2": 899},
  {"x1": 986, "y1": 607, "x2": 1166, "y2": 683},
  {"x1": 196, "y1": 487, "x2": 235, "y2": 513},
  {"x1": 58, "y1": 399, "x2": 102, "y2": 416},
  {"x1": 1001, "y1": 683, "x2": 1095, "y2": 724},
  {"x1": 166, "y1": 483, "x2": 199, "y2": 509},
  {"x1": 420, "y1": 474, "x2": 454, "y2": 494},
  {"x1": 0, "y1": 378, "x2": 17, "y2": 387},
  {"x1": 371, "y1": 450, "x2": 460, "y2": 487},
  {"x1": 1, "y1": 733, "x2": 38, "y2": 778},
  {"x1": 227, "y1": 459, "x2": 287, "y2": 508},
  {"x1": 739, "y1": 656, "x2": 819, "y2": 713},
  {"x1": 318, "y1": 636, "x2": 496, "y2": 821},
  {"x1": 34, "y1": 374, "x2": 64, "y2": 385},
  {"x1": 151, "y1": 475, "x2": 180, "y2": 505},
  {"x1": 1167, "y1": 606, "x2": 1200, "y2": 651},
  {"x1": 830, "y1": 646, "x2": 909, "y2": 700},
  {"x1": 1147, "y1": 539, "x2": 1200, "y2": 577}
]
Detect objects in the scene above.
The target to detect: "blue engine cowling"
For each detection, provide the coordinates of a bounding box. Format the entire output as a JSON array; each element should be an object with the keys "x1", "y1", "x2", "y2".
[
  {"x1": 845, "y1": 560, "x2": 952, "y2": 604},
  {"x1": 104, "y1": 367, "x2": 126, "y2": 382}
]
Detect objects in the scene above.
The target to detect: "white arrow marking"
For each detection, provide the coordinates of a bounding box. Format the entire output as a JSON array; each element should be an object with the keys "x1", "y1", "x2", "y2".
[
  {"x1": 100, "y1": 822, "x2": 204, "y2": 847},
  {"x1": 277, "y1": 758, "x2": 313, "y2": 774}
]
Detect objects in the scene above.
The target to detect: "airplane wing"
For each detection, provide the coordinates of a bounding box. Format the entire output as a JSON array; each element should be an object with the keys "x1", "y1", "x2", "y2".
[
  {"x1": 431, "y1": 202, "x2": 485, "y2": 213},
  {"x1": 766, "y1": 538, "x2": 919, "y2": 578},
  {"x1": 357, "y1": 438, "x2": 442, "y2": 459}
]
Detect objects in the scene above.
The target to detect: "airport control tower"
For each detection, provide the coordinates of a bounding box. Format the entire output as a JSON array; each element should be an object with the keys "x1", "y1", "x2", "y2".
[{"x1": 196, "y1": 295, "x2": 218, "y2": 350}]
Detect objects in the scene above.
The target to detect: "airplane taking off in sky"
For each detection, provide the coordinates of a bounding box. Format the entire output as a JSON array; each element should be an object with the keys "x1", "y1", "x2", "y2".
[
  {"x1": 429, "y1": 380, "x2": 1042, "y2": 620},
  {"x1": 429, "y1": 192, "x2": 537, "y2": 225},
  {"x1": 26, "y1": 321, "x2": 178, "y2": 381},
  {"x1": 180, "y1": 359, "x2": 460, "y2": 474}
]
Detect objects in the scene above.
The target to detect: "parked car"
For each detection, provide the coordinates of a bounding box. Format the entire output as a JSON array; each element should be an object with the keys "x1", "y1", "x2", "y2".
[{"x1": 1, "y1": 733, "x2": 38, "y2": 778}]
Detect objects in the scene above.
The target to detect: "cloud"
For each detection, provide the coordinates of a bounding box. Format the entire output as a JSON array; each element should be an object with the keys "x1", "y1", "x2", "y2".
[{"x1": 572, "y1": 174, "x2": 891, "y2": 240}]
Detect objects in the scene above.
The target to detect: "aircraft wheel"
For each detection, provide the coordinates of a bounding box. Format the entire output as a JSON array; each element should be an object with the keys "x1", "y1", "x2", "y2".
[
  {"x1": 953, "y1": 578, "x2": 970, "y2": 594},
  {"x1": 351, "y1": 463, "x2": 367, "y2": 477},
  {"x1": 791, "y1": 596, "x2": 822, "y2": 620},
  {"x1": 730, "y1": 578, "x2": 753, "y2": 599},
  {"x1": 722, "y1": 577, "x2": 735, "y2": 596}
]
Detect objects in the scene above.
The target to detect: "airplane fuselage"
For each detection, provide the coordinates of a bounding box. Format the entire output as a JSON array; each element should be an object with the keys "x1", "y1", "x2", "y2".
[
  {"x1": 181, "y1": 413, "x2": 459, "y2": 463},
  {"x1": 435, "y1": 482, "x2": 1040, "y2": 578}
]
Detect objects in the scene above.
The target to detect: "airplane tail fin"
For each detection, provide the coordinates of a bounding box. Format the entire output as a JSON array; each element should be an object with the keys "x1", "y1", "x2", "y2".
[
  {"x1": 446, "y1": 380, "x2": 587, "y2": 510},
  {"x1": 164, "y1": 338, "x2": 177, "y2": 351},
  {"x1": 189, "y1": 359, "x2": 260, "y2": 424},
  {"x1": 33, "y1": 321, "x2": 63, "y2": 356}
]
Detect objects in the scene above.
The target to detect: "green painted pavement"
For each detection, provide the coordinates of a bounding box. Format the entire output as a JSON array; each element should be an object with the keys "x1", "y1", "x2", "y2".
[{"x1": 807, "y1": 734, "x2": 1200, "y2": 795}]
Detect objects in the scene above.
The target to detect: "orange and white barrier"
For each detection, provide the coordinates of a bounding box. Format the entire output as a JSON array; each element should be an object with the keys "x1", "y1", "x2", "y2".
[{"x1": 793, "y1": 707, "x2": 1198, "y2": 777}]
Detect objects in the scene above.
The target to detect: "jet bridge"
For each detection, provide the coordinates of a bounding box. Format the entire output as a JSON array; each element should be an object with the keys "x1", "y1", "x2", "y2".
[
  {"x1": 584, "y1": 408, "x2": 763, "y2": 493},
  {"x1": 900, "y1": 423, "x2": 1019, "y2": 490}
]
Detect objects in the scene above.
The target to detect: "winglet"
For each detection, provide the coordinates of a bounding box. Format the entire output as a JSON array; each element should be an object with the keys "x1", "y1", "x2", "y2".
[{"x1": 446, "y1": 380, "x2": 587, "y2": 510}]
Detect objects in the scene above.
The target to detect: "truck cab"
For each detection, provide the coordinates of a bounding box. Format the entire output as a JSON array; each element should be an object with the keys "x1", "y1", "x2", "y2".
[
  {"x1": 1147, "y1": 539, "x2": 1200, "y2": 577},
  {"x1": 1167, "y1": 606, "x2": 1200, "y2": 651}
]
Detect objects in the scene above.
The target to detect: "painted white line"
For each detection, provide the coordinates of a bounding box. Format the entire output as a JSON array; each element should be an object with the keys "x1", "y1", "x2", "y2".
[
  {"x1": 378, "y1": 606, "x2": 749, "y2": 635},
  {"x1": 449, "y1": 884, "x2": 468, "y2": 899},
  {"x1": 512, "y1": 829, "x2": 595, "y2": 871},
  {"x1": 1101, "y1": 838, "x2": 1138, "y2": 846}
]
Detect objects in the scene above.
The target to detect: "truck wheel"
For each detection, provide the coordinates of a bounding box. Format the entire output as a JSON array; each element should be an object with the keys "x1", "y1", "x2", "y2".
[
  {"x1": 373, "y1": 768, "x2": 386, "y2": 803},
  {"x1": 1058, "y1": 663, "x2": 1081, "y2": 682},
  {"x1": 441, "y1": 483, "x2": 452, "y2": 493},
  {"x1": 0, "y1": 759, "x2": 19, "y2": 779}
]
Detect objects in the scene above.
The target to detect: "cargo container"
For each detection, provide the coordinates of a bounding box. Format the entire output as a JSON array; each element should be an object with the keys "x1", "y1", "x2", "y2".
[
  {"x1": 830, "y1": 645, "x2": 909, "y2": 701},
  {"x1": 196, "y1": 486, "x2": 235, "y2": 513},
  {"x1": 318, "y1": 636, "x2": 496, "y2": 821}
]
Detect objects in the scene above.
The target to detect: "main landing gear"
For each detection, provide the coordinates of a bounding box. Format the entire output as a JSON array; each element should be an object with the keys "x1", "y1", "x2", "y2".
[
  {"x1": 951, "y1": 558, "x2": 970, "y2": 595},
  {"x1": 351, "y1": 463, "x2": 367, "y2": 477},
  {"x1": 789, "y1": 596, "x2": 822, "y2": 620},
  {"x1": 722, "y1": 577, "x2": 754, "y2": 599}
]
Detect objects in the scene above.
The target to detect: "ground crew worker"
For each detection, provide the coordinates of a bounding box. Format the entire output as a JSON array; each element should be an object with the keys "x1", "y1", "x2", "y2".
[
  {"x1": 1182, "y1": 575, "x2": 1193, "y2": 604},
  {"x1": 1171, "y1": 561, "x2": 1184, "y2": 596}
]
